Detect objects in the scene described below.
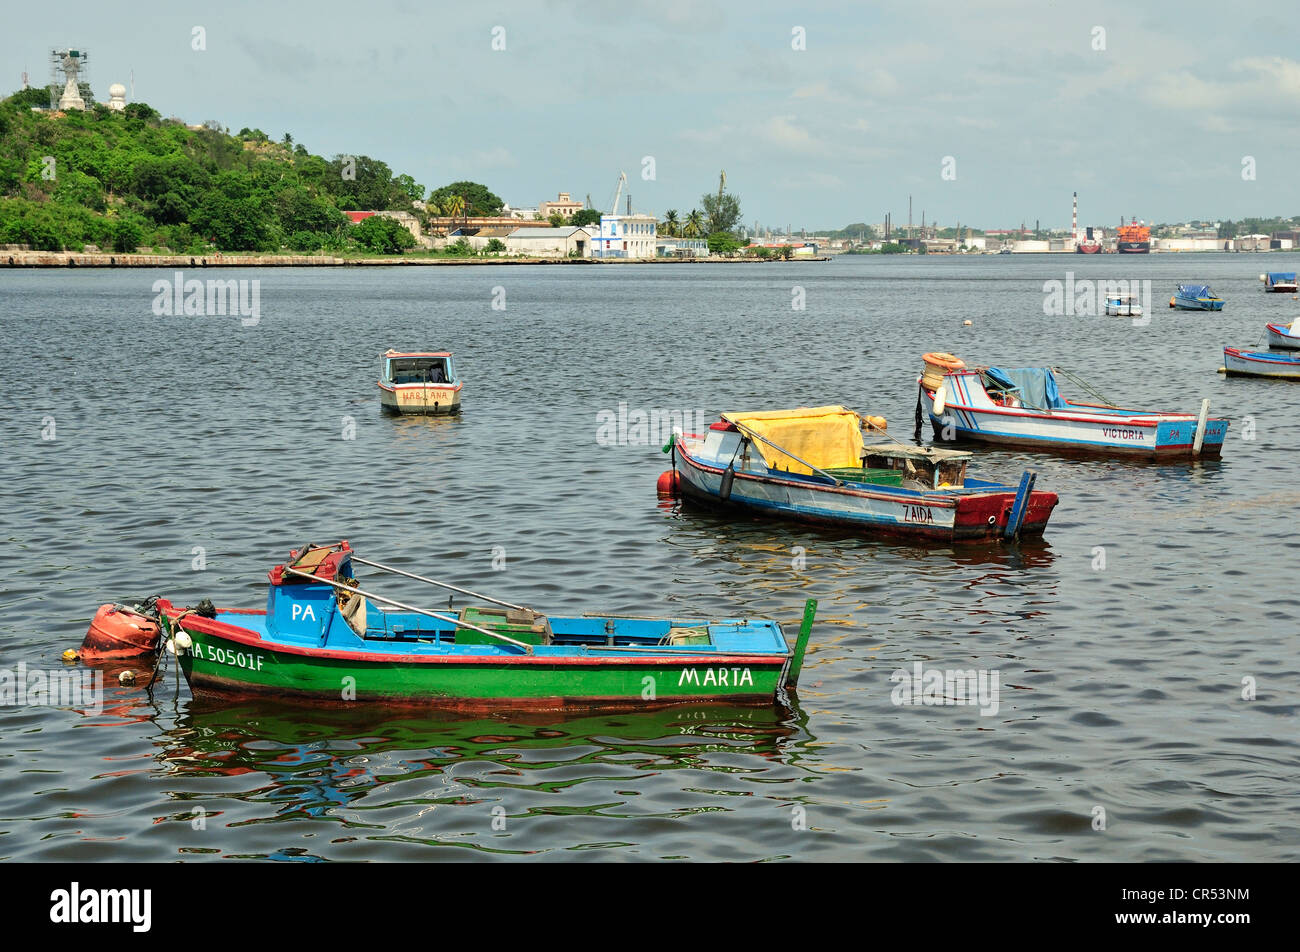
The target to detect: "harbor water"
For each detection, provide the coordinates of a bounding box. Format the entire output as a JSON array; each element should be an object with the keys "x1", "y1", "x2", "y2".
[{"x1": 1, "y1": 253, "x2": 1296, "y2": 861}]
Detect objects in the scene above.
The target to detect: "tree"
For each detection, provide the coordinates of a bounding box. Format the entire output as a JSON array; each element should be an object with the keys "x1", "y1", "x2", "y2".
[
  {"x1": 443, "y1": 194, "x2": 465, "y2": 220},
  {"x1": 683, "y1": 209, "x2": 704, "y2": 238},
  {"x1": 548, "y1": 212, "x2": 565, "y2": 228},
  {"x1": 701, "y1": 190, "x2": 741, "y2": 234},
  {"x1": 110, "y1": 218, "x2": 144, "y2": 252},
  {"x1": 707, "y1": 231, "x2": 743, "y2": 255},
  {"x1": 777, "y1": 244, "x2": 794, "y2": 260},
  {"x1": 352, "y1": 215, "x2": 416, "y2": 253},
  {"x1": 393, "y1": 174, "x2": 424, "y2": 205},
  {"x1": 5, "y1": 87, "x2": 52, "y2": 109},
  {"x1": 571, "y1": 208, "x2": 602, "y2": 228},
  {"x1": 427, "y1": 181, "x2": 503, "y2": 217},
  {"x1": 485, "y1": 237, "x2": 505, "y2": 253},
  {"x1": 660, "y1": 209, "x2": 680, "y2": 237}
]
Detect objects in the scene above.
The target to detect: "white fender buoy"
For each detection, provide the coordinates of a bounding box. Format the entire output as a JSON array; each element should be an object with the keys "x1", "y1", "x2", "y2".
[
  {"x1": 175, "y1": 631, "x2": 193, "y2": 650},
  {"x1": 1259, "y1": 274, "x2": 1266, "y2": 282},
  {"x1": 933, "y1": 382, "x2": 948, "y2": 415}
]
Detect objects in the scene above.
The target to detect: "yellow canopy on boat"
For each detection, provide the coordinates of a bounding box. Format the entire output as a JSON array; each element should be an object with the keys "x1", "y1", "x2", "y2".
[{"x1": 723, "y1": 406, "x2": 865, "y2": 475}]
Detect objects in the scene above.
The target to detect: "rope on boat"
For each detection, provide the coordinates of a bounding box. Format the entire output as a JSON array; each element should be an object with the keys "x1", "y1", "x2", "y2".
[{"x1": 1051, "y1": 366, "x2": 1119, "y2": 408}]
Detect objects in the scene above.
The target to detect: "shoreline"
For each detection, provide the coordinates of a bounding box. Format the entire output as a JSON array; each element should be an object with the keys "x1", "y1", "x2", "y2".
[{"x1": 1, "y1": 251, "x2": 830, "y2": 268}]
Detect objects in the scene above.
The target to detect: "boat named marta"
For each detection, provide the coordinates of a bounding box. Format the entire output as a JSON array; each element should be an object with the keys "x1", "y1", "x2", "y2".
[{"x1": 154, "y1": 542, "x2": 816, "y2": 710}]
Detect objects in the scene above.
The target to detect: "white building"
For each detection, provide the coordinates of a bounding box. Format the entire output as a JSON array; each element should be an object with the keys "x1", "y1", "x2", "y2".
[
  {"x1": 591, "y1": 214, "x2": 658, "y2": 258},
  {"x1": 505, "y1": 226, "x2": 593, "y2": 257},
  {"x1": 656, "y1": 237, "x2": 710, "y2": 257}
]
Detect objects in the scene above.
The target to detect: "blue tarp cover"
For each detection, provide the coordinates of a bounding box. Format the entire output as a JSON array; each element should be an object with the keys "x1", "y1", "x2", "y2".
[
  {"x1": 984, "y1": 367, "x2": 1069, "y2": 410},
  {"x1": 1267, "y1": 272, "x2": 1296, "y2": 282},
  {"x1": 1177, "y1": 284, "x2": 1213, "y2": 298}
]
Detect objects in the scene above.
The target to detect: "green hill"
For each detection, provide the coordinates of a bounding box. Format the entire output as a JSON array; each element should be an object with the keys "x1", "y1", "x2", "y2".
[{"x1": 0, "y1": 89, "x2": 426, "y2": 254}]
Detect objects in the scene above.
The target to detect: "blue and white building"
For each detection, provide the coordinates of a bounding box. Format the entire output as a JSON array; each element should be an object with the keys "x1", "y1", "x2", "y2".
[{"x1": 591, "y1": 213, "x2": 658, "y2": 259}]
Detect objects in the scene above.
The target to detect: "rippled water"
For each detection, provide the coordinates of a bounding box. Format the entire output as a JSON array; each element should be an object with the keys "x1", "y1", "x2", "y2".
[{"x1": 2, "y1": 255, "x2": 1297, "y2": 861}]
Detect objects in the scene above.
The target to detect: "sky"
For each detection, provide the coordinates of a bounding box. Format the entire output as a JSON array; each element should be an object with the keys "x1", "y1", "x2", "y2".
[{"x1": 6, "y1": 0, "x2": 1300, "y2": 232}]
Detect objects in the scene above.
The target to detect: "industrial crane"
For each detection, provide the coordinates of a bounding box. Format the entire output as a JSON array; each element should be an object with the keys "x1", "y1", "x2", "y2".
[{"x1": 607, "y1": 171, "x2": 627, "y2": 216}]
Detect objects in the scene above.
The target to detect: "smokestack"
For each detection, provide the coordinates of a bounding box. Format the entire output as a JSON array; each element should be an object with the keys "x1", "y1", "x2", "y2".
[{"x1": 1072, "y1": 191, "x2": 1078, "y2": 242}]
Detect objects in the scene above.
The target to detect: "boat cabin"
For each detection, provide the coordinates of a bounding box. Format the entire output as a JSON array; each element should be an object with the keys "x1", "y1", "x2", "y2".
[{"x1": 382, "y1": 350, "x2": 456, "y2": 386}]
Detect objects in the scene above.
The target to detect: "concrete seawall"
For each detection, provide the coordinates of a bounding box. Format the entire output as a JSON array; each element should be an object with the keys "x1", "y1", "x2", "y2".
[{"x1": 2, "y1": 251, "x2": 830, "y2": 268}]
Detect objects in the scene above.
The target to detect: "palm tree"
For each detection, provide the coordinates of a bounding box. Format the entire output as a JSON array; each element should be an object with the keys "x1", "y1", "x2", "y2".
[
  {"x1": 443, "y1": 194, "x2": 466, "y2": 221},
  {"x1": 660, "y1": 209, "x2": 680, "y2": 237},
  {"x1": 683, "y1": 209, "x2": 704, "y2": 238}
]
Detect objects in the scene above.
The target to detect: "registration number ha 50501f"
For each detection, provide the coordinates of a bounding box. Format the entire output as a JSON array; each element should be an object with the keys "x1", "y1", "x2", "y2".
[{"x1": 197, "y1": 643, "x2": 266, "y2": 671}]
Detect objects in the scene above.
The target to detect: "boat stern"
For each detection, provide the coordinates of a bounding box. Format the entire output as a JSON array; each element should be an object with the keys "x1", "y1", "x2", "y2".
[{"x1": 953, "y1": 486, "x2": 1059, "y2": 539}]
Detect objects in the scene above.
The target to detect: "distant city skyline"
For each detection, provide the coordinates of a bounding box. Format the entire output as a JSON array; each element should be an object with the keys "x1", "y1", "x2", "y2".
[{"x1": 5, "y1": 1, "x2": 1298, "y2": 231}]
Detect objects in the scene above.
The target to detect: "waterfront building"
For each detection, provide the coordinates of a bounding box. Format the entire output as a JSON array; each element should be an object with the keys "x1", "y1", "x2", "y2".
[
  {"x1": 591, "y1": 214, "x2": 658, "y2": 258},
  {"x1": 656, "y1": 237, "x2": 710, "y2": 257},
  {"x1": 505, "y1": 226, "x2": 593, "y2": 257}
]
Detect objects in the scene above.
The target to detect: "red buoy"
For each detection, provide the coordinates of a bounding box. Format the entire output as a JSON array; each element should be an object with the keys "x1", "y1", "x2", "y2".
[
  {"x1": 79, "y1": 604, "x2": 161, "y2": 661},
  {"x1": 656, "y1": 470, "x2": 681, "y2": 496}
]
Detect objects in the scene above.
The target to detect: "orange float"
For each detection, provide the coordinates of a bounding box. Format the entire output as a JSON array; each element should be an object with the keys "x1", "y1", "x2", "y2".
[{"x1": 79, "y1": 603, "x2": 161, "y2": 661}]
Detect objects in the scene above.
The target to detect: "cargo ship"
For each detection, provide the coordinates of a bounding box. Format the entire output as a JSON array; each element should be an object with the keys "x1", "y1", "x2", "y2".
[
  {"x1": 1117, "y1": 218, "x2": 1150, "y2": 254},
  {"x1": 1076, "y1": 226, "x2": 1103, "y2": 254}
]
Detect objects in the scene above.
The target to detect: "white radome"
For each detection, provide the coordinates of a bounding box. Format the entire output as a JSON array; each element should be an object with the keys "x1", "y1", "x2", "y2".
[{"x1": 108, "y1": 83, "x2": 127, "y2": 111}]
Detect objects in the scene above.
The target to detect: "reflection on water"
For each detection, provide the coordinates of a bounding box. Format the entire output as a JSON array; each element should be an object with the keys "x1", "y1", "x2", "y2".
[{"x1": 139, "y1": 698, "x2": 810, "y2": 860}]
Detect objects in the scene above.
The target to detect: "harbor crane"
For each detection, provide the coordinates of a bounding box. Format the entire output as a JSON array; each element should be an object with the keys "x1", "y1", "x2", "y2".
[{"x1": 607, "y1": 171, "x2": 627, "y2": 215}]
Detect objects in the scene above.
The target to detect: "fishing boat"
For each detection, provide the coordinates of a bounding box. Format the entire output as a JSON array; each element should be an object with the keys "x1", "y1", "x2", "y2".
[
  {"x1": 1222, "y1": 346, "x2": 1300, "y2": 380},
  {"x1": 152, "y1": 542, "x2": 816, "y2": 709},
  {"x1": 377, "y1": 349, "x2": 462, "y2": 414},
  {"x1": 918, "y1": 352, "x2": 1227, "y2": 458},
  {"x1": 1170, "y1": 284, "x2": 1225, "y2": 311},
  {"x1": 1104, "y1": 292, "x2": 1143, "y2": 317},
  {"x1": 1265, "y1": 322, "x2": 1300, "y2": 349},
  {"x1": 1261, "y1": 272, "x2": 1298, "y2": 293},
  {"x1": 662, "y1": 406, "x2": 1058, "y2": 541}
]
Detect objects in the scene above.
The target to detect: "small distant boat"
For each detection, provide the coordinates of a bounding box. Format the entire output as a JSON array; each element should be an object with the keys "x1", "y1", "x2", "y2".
[
  {"x1": 1104, "y1": 292, "x2": 1142, "y2": 317},
  {"x1": 664, "y1": 405, "x2": 1058, "y2": 541},
  {"x1": 1265, "y1": 322, "x2": 1300, "y2": 349},
  {"x1": 918, "y1": 353, "x2": 1227, "y2": 458},
  {"x1": 1170, "y1": 284, "x2": 1225, "y2": 311},
  {"x1": 1222, "y1": 346, "x2": 1300, "y2": 380},
  {"x1": 377, "y1": 349, "x2": 462, "y2": 414},
  {"x1": 1261, "y1": 272, "x2": 1298, "y2": 293},
  {"x1": 155, "y1": 541, "x2": 816, "y2": 709}
]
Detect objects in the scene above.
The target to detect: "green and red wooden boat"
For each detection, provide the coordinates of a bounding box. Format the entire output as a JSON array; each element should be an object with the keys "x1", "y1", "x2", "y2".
[{"x1": 156, "y1": 542, "x2": 816, "y2": 711}]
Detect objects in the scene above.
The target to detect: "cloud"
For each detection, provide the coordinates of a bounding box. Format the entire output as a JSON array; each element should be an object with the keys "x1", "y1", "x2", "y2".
[
  {"x1": 467, "y1": 147, "x2": 518, "y2": 169},
  {"x1": 757, "y1": 114, "x2": 816, "y2": 151}
]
